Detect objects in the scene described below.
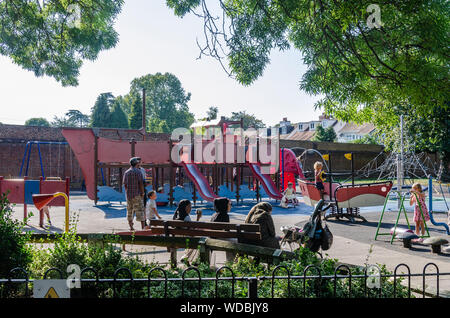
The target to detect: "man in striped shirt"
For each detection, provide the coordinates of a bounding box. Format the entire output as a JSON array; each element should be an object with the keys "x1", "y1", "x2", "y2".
[{"x1": 123, "y1": 157, "x2": 145, "y2": 231}]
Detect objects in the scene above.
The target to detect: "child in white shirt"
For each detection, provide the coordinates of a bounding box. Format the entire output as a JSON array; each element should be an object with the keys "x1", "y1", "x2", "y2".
[
  {"x1": 146, "y1": 191, "x2": 162, "y2": 223},
  {"x1": 281, "y1": 182, "x2": 299, "y2": 208}
]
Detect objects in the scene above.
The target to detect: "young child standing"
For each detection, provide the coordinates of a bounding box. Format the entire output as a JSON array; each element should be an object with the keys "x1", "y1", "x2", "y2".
[
  {"x1": 40, "y1": 206, "x2": 52, "y2": 228},
  {"x1": 281, "y1": 182, "x2": 299, "y2": 208},
  {"x1": 314, "y1": 161, "x2": 325, "y2": 200},
  {"x1": 409, "y1": 183, "x2": 430, "y2": 241},
  {"x1": 145, "y1": 191, "x2": 162, "y2": 223}
]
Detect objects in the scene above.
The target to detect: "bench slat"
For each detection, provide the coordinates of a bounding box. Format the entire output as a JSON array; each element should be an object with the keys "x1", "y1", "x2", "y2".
[
  {"x1": 150, "y1": 219, "x2": 260, "y2": 232},
  {"x1": 150, "y1": 227, "x2": 261, "y2": 241}
]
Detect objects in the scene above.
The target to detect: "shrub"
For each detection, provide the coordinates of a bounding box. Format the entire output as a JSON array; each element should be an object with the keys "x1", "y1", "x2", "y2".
[{"x1": 0, "y1": 193, "x2": 33, "y2": 297}]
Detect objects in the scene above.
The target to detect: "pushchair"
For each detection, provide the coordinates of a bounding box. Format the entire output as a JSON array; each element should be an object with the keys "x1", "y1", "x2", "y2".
[{"x1": 281, "y1": 200, "x2": 333, "y2": 255}]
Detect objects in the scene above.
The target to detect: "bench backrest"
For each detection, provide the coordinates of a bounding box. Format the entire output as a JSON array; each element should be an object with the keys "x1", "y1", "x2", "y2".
[{"x1": 149, "y1": 219, "x2": 261, "y2": 241}]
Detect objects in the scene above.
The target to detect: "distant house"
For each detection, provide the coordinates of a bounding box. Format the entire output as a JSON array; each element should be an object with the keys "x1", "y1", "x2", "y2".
[
  {"x1": 335, "y1": 122, "x2": 375, "y2": 142},
  {"x1": 266, "y1": 114, "x2": 375, "y2": 142}
]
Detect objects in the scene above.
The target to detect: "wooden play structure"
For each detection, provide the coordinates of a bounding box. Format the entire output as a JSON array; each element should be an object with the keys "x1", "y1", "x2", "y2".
[{"x1": 61, "y1": 117, "x2": 305, "y2": 206}]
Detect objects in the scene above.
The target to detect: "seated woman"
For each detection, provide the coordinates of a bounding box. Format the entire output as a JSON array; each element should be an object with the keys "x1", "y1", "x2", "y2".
[
  {"x1": 172, "y1": 199, "x2": 202, "y2": 265},
  {"x1": 210, "y1": 197, "x2": 235, "y2": 263},
  {"x1": 280, "y1": 182, "x2": 299, "y2": 208},
  {"x1": 210, "y1": 197, "x2": 231, "y2": 223},
  {"x1": 243, "y1": 202, "x2": 280, "y2": 249}
]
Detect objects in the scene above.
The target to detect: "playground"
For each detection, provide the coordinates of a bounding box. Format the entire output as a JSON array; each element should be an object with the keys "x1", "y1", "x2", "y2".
[
  {"x1": 4, "y1": 116, "x2": 450, "y2": 269},
  {"x1": 2, "y1": 114, "x2": 450, "y2": 298}
]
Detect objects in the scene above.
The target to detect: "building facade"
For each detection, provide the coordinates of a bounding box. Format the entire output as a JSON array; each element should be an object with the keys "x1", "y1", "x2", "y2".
[{"x1": 268, "y1": 114, "x2": 375, "y2": 143}]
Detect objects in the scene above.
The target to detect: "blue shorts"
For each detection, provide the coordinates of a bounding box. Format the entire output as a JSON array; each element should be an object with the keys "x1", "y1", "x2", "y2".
[{"x1": 316, "y1": 182, "x2": 324, "y2": 191}]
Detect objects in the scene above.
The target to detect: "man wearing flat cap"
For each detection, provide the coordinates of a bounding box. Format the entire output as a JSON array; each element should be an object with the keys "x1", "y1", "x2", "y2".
[{"x1": 123, "y1": 157, "x2": 145, "y2": 231}]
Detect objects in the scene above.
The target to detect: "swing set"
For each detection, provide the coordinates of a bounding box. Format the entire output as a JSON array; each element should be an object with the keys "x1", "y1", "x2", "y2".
[
  {"x1": 375, "y1": 190, "x2": 430, "y2": 243},
  {"x1": 19, "y1": 141, "x2": 68, "y2": 179},
  {"x1": 0, "y1": 140, "x2": 71, "y2": 227}
]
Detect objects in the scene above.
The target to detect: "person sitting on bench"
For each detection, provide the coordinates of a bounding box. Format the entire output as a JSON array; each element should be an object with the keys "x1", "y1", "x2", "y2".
[
  {"x1": 210, "y1": 197, "x2": 235, "y2": 263},
  {"x1": 172, "y1": 199, "x2": 202, "y2": 265},
  {"x1": 210, "y1": 197, "x2": 231, "y2": 223},
  {"x1": 243, "y1": 202, "x2": 280, "y2": 249}
]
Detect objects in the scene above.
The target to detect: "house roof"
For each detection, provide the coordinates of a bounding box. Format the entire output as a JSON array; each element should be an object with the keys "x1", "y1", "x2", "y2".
[
  {"x1": 337, "y1": 122, "x2": 375, "y2": 135},
  {"x1": 282, "y1": 130, "x2": 316, "y2": 141}
]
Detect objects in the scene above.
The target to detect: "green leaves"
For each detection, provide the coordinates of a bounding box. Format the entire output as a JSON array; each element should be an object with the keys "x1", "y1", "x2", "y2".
[
  {"x1": 0, "y1": 193, "x2": 32, "y2": 282},
  {"x1": 0, "y1": 0, "x2": 124, "y2": 86},
  {"x1": 166, "y1": 0, "x2": 201, "y2": 17},
  {"x1": 166, "y1": 0, "x2": 449, "y2": 132},
  {"x1": 127, "y1": 72, "x2": 195, "y2": 133},
  {"x1": 90, "y1": 92, "x2": 115, "y2": 128},
  {"x1": 313, "y1": 125, "x2": 336, "y2": 142},
  {"x1": 25, "y1": 117, "x2": 51, "y2": 127}
]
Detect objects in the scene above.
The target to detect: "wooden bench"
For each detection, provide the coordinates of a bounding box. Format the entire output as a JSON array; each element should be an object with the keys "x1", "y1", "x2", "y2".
[
  {"x1": 25, "y1": 232, "x2": 295, "y2": 266},
  {"x1": 148, "y1": 219, "x2": 261, "y2": 266},
  {"x1": 149, "y1": 219, "x2": 260, "y2": 241}
]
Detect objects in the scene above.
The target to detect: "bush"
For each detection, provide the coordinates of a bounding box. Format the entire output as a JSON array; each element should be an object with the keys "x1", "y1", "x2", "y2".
[
  {"x1": 0, "y1": 193, "x2": 33, "y2": 297},
  {"x1": 0, "y1": 193, "x2": 33, "y2": 274}
]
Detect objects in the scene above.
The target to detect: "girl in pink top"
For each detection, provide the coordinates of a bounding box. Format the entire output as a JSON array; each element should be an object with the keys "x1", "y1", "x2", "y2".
[{"x1": 409, "y1": 183, "x2": 430, "y2": 240}]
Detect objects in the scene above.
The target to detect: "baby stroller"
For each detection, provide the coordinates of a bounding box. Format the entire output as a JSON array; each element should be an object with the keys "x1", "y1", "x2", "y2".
[
  {"x1": 281, "y1": 200, "x2": 333, "y2": 255},
  {"x1": 302, "y1": 200, "x2": 333, "y2": 254}
]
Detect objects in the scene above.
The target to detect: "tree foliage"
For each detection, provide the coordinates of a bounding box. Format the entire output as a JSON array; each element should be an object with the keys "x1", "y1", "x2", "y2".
[
  {"x1": 0, "y1": 0, "x2": 123, "y2": 86},
  {"x1": 128, "y1": 93, "x2": 143, "y2": 129},
  {"x1": 165, "y1": 1, "x2": 449, "y2": 131},
  {"x1": 166, "y1": 0, "x2": 449, "y2": 175},
  {"x1": 121, "y1": 72, "x2": 195, "y2": 133},
  {"x1": 90, "y1": 92, "x2": 114, "y2": 128},
  {"x1": 313, "y1": 125, "x2": 336, "y2": 142},
  {"x1": 51, "y1": 114, "x2": 77, "y2": 128},
  {"x1": 226, "y1": 111, "x2": 265, "y2": 130},
  {"x1": 25, "y1": 117, "x2": 50, "y2": 127},
  {"x1": 206, "y1": 106, "x2": 218, "y2": 121},
  {"x1": 65, "y1": 109, "x2": 90, "y2": 127},
  {"x1": 109, "y1": 101, "x2": 129, "y2": 129}
]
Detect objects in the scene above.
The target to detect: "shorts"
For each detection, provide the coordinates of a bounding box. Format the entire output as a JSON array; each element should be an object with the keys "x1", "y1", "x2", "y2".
[
  {"x1": 127, "y1": 196, "x2": 145, "y2": 222},
  {"x1": 316, "y1": 182, "x2": 324, "y2": 191}
]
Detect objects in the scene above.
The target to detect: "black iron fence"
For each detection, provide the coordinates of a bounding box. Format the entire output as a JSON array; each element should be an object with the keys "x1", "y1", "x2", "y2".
[{"x1": 0, "y1": 263, "x2": 448, "y2": 298}]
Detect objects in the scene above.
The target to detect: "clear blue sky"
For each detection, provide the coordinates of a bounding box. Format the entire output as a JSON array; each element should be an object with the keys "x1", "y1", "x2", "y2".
[{"x1": 0, "y1": 0, "x2": 322, "y2": 127}]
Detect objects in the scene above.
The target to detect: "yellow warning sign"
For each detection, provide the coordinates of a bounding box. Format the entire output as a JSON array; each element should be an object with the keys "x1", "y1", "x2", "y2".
[
  {"x1": 34, "y1": 279, "x2": 70, "y2": 298},
  {"x1": 344, "y1": 153, "x2": 352, "y2": 160},
  {"x1": 322, "y1": 154, "x2": 329, "y2": 161},
  {"x1": 44, "y1": 287, "x2": 59, "y2": 298}
]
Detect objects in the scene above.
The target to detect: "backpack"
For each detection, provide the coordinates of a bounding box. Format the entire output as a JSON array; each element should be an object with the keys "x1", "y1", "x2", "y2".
[
  {"x1": 302, "y1": 200, "x2": 333, "y2": 252},
  {"x1": 320, "y1": 222, "x2": 333, "y2": 251}
]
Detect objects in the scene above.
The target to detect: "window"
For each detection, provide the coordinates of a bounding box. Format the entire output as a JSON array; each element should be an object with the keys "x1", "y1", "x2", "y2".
[
  {"x1": 310, "y1": 123, "x2": 315, "y2": 129},
  {"x1": 298, "y1": 124, "x2": 303, "y2": 131}
]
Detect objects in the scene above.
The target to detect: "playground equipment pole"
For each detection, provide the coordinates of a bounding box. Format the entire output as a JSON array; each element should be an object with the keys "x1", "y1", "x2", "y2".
[
  {"x1": 397, "y1": 115, "x2": 404, "y2": 209},
  {"x1": 428, "y1": 176, "x2": 450, "y2": 234},
  {"x1": 142, "y1": 88, "x2": 146, "y2": 140},
  {"x1": 351, "y1": 152, "x2": 354, "y2": 186},
  {"x1": 328, "y1": 153, "x2": 332, "y2": 201}
]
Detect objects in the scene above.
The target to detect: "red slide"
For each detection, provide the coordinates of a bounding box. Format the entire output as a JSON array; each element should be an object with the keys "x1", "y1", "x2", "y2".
[
  {"x1": 247, "y1": 163, "x2": 283, "y2": 200},
  {"x1": 181, "y1": 162, "x2": 219, "y2": 202}
]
